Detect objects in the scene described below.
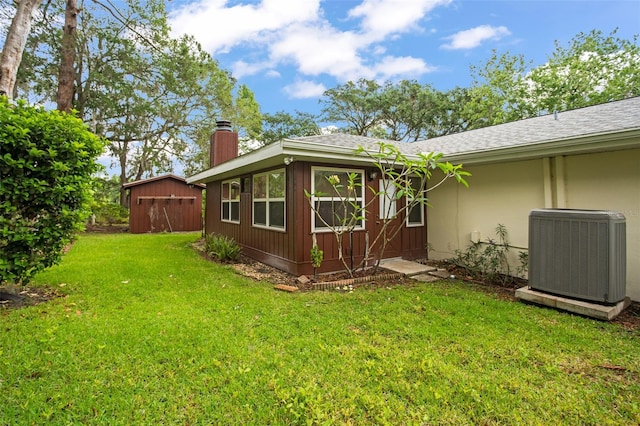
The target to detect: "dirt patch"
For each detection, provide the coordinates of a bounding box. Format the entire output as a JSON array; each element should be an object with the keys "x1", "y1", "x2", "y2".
[
  {"x1": 84, "y1": 224, "x2": 129, "y2": 233},
  {"x1": 0, "y1": 285, "x2": 65, "y2": 311},
  {"x1": 229, "y1": 254, "x2": 413, "y2": 290}
]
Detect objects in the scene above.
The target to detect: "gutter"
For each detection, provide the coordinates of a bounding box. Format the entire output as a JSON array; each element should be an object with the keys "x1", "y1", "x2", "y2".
[
  {"x1": 439, "y1": 128, "x2": 640, "y2": 165},
  {"x1": 187, "y1": 127, "x2": 640, "y2": 184},
  {"x1": 187, "y1": 138, "x2": 391, "y2": 184}
]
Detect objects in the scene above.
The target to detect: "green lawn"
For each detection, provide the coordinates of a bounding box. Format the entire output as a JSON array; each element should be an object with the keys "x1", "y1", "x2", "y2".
[{"x1": 1, "y1": 233, "x2": 638, "y2": 425}]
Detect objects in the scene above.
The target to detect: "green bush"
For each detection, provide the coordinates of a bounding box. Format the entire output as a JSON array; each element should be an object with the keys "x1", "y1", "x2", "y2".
[
  {"x1": 0, "y1": 97, "x2": 104, "y2": 285},
  {"x1": 452, "y1": 224, "x2": 522, "y2": 284},
  {"x1": 93, "y1": 203, "x2": 129, "y2": 225},
  {"x1": 204, "y1": 233, "x2": 241, "y2": 262}
]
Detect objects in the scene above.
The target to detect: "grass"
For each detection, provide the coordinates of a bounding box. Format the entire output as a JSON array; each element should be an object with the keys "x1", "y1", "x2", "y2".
[{"x1": 1, "y1": 233, "x2": 639, "y2": 425}]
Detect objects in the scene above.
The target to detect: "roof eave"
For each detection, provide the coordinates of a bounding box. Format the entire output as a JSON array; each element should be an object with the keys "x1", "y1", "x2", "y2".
[
  {"x1": 186, "y1": 139, "x2": 394, "y2": 184},
  {"x1": 440, "y1": 128, "x2": 640, "y2": 165}
]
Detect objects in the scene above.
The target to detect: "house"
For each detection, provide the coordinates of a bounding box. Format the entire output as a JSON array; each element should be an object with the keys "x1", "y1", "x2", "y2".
[
  {"x1": 188, "y1": 97, "x2": 640, "y2": 301},
  {"x1": 187, "y1": 121, "x2": 432, "y2": 276},
  {"x1": 123, "y1": 174, "x2": 205, "y2": 234}
]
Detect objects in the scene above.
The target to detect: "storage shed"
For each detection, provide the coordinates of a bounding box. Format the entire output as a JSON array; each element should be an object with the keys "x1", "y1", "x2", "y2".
[{"x1": 123, "y1": 174, "x2": 205, "y2": 234}]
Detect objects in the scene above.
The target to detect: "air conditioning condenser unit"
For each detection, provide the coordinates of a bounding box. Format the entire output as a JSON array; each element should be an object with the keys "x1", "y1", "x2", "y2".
[{"x1": 528, "y1": 209, "x2": 626, "y2": 305}]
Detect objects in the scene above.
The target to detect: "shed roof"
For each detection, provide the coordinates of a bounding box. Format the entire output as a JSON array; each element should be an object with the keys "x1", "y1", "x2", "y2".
[{"x1": 123, "y1": 174, "x2": 206, "y2": 189}]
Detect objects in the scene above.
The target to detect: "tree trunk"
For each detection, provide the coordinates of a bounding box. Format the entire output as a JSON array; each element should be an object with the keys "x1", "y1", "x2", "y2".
[
  {"x1": 0, "y1": 0, "x2": 43, "y2": 98},
  {"x1": 56, "y1": 0, "x2": 79, "y2": 113},
  {"x1": 119, "y1": 153, "x2": 129, "y2": 208}
]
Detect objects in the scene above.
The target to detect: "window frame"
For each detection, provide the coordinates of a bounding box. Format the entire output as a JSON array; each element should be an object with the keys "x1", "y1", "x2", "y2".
[
  {"x1": 310, "y1": 166, "x2": 365, "y2": 233},
  {"x1": 379, "y1": 178, "x2": 397, "y2": 220},
  {"x1": 221, "y1": 178, "x2": 241, "y2": 224},
  {"x1": 252, "y1": 169, "x2": 286, "y2": 231},
  {"x1": 405, "y1": 176, "x2": 425, "y2": 227}
]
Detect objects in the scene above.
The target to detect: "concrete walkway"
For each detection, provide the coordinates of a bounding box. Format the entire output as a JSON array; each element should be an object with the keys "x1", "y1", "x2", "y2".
[{"x1": 379, "y1": 258, "x2": 451, "y2": 282}]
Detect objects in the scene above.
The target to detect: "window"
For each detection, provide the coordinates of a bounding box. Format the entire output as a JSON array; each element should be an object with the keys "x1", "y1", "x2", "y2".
[
  {"x1": 379, "y1": 179, "x2": 397, "y2": 220},
  {"x1": 406, "y1": 176, "x2": 424, "y2": 227},
  {"x1": 253, "y1": 169, "x2": 285, "y2": 230},
  {"x1": 311, "y1": 167, "x2": 364, "y2": 231},
  {"x1": 221, "y1": 179, "x2": 241, "y2": 223}
]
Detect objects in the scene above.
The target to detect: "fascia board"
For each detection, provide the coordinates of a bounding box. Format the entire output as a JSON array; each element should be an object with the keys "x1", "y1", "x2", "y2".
[
  {"x1": 439, "y1": 129, "x2": 640, "y2": 166},
  {"x1": 187, "y1": 143, "x2": 283, "y2": 184},
  {"x1": 187, "y1": 139, "x2": 398, "y2": 184}
]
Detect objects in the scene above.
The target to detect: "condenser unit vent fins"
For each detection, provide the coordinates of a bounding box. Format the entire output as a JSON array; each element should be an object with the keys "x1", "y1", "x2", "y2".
[{"x1": 528, "y1": 209, "x2": 626, "y2": 304}]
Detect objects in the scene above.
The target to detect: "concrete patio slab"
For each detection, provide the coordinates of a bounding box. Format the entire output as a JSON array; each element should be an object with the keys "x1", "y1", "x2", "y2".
[
  {"x1": 515, "y1": 286, "x2": 631, "y2": 320},
  {"x1": 379, "y1": 258, "x2": 436, "y2": 276},
  {"x1": 412, "y1": 273, "x2": 442, "y2": 283}
]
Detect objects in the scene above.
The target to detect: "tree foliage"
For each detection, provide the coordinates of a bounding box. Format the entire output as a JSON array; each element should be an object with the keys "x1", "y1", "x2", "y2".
[
  {"x1": 11, "y1": 0, "x2": 257, "y2": 204},
  {"x1": 320, "y1": 78, "x2": 469, "y2": 141},
  {"x1": 0, "y1": 97, "x2": 104, "y2": 285},
  {"x1": 320, "y1": 79, "x2": 384, "y2": 136},
  {"x1": 320, "y1": 30, "x2": 639, "y2": 137},
  {"x1": 260, "y1": 110, "x2": 321, "y2": 146},
  {"x1": 463, "y1": 50, "x2": 536, "y2": 129},
  {"x1": 527, "y1": 29, "x2": 640, "y2": 113}
]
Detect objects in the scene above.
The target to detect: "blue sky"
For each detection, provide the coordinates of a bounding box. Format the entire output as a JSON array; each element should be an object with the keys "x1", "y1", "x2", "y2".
[{"x1": 168, "y1": 0, "x2": 640, "y2": 119}]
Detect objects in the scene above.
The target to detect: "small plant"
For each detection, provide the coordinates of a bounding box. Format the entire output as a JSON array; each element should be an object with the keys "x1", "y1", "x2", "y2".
[
  {"x1": 310, "y1": 240, "x2": 324, "y2": 279},
  {"x1": 516, "y1": 250, "x2": 529, "y2": 278},
  {"x1": 205, "y1": 233, "x2": 241, "y2": 262},
  {"x1": 452, "y1": 224, "x2": 513, "y2": 284}
]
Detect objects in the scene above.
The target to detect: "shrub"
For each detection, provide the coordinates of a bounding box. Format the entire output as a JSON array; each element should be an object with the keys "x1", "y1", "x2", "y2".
[
  {"x1": 0, "y1": 97, "x2": 104, "y2": 285},
  {"x1": 452, "y1": 224, "x2": 525, "y2": 284},
  {"x1": 93, "y1": 203, "x2": 129, "y2": 225},
  {"x1": 205, "y1": 233, "x2": 241, "y2": 262}
]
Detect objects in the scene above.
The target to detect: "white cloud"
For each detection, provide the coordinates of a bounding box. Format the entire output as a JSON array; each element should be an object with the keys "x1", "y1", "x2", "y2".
[
  {"x1": 269, "y1": 23, "x2": 370, "y2": 81},
  {"x1": 441, "y1": 25, "x2": 511, "y2": 50},
  {"x1": 283, "y1": 80, "x2": 327, "y2": 99},
  {"x1": 231, "y1": 60, "x2": 269, "y2": 78},
  {"x1": 169, "y1": 0, "x2": 321, "y2": 53},
  {"x1": 348, "y1": 0, "x2": 451, "y2": 38},
  {"x1": 374, "y1": 56, "x2": 437, "y2": 80},
  {"x1": 169, "y1": 0, "x2": 446, "y2": 83}
]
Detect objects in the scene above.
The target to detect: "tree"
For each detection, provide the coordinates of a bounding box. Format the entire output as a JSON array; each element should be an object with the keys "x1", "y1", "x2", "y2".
[
  {"x1": 56, "y1": 0, "x2": 78, "y2": 112},
  {"x1": 378, "y1": 80, "x2": 443, "y2": 142},
  {"x1": 320, "y1": 79, "x2": 470, "y2": 141},
  {"x1": 234, "y1": 84, "x2": 262, "y2": 149},
  {"x1": 305, "y1": 142, "x2": 469, "y2": 276},
  {"x1": 260, "y1": 110, "x2": 321, "y2": 146},
  {"x1": 429, "y1": 87, "x2": 472, "y2": 137},
  {"x1": 90, "y1": 175, "x2": 129, "y2": 225},
  {"x1": 320, "y1": 78, "x2": 383, "y2": 136},
  {"x1": 0, "y1": 97, "x2": 104, "y2": 286},
  {"x1": 462, "y1": 50, "x2": 535, "y2": 129},
  {"x1": 0, "y1": 0, "x2": 43, "y2": 98},
  {"x1": 9, "y1": 0, "x2": 255, "y2": 205},
  {"x1": 528, "y1": 29, "x2": 640, "y2": 113}
]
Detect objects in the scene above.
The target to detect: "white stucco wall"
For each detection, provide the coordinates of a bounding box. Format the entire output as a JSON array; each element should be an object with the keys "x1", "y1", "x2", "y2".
[
  {"x1": 427, "y1": 147, "x2": 640, "y2": 301},
  {"x1": 563, "y1": 148, "x2": 640, "y2": 301}
]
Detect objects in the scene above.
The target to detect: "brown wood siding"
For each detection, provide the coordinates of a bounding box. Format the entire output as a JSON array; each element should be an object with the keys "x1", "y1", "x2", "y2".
[
  {"x1": 205, "y1": 170, "x2": 299, "y2": 273},
  {"x1": 401, "y1": 205, "x2": 428, "y2": 260},
  {"x1": 129, "y1": 178, "x2": 203, "y2": 233},
  {"x1": 203, "y1": 162, "x2": 427, "y2": 275}
]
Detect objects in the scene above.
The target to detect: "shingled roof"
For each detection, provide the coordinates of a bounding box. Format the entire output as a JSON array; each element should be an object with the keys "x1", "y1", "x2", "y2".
[
  {"x1": 413, "y1": 96, "x2": 640, "y2": 162},
  {"x1": 188, "y1": 97, "x2": 640, "y2": 184}
]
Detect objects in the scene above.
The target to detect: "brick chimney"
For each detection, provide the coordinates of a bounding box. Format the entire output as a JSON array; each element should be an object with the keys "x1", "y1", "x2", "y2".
[{"x1": 210, "y1": 120, "x2": 239, "y2": 167}]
